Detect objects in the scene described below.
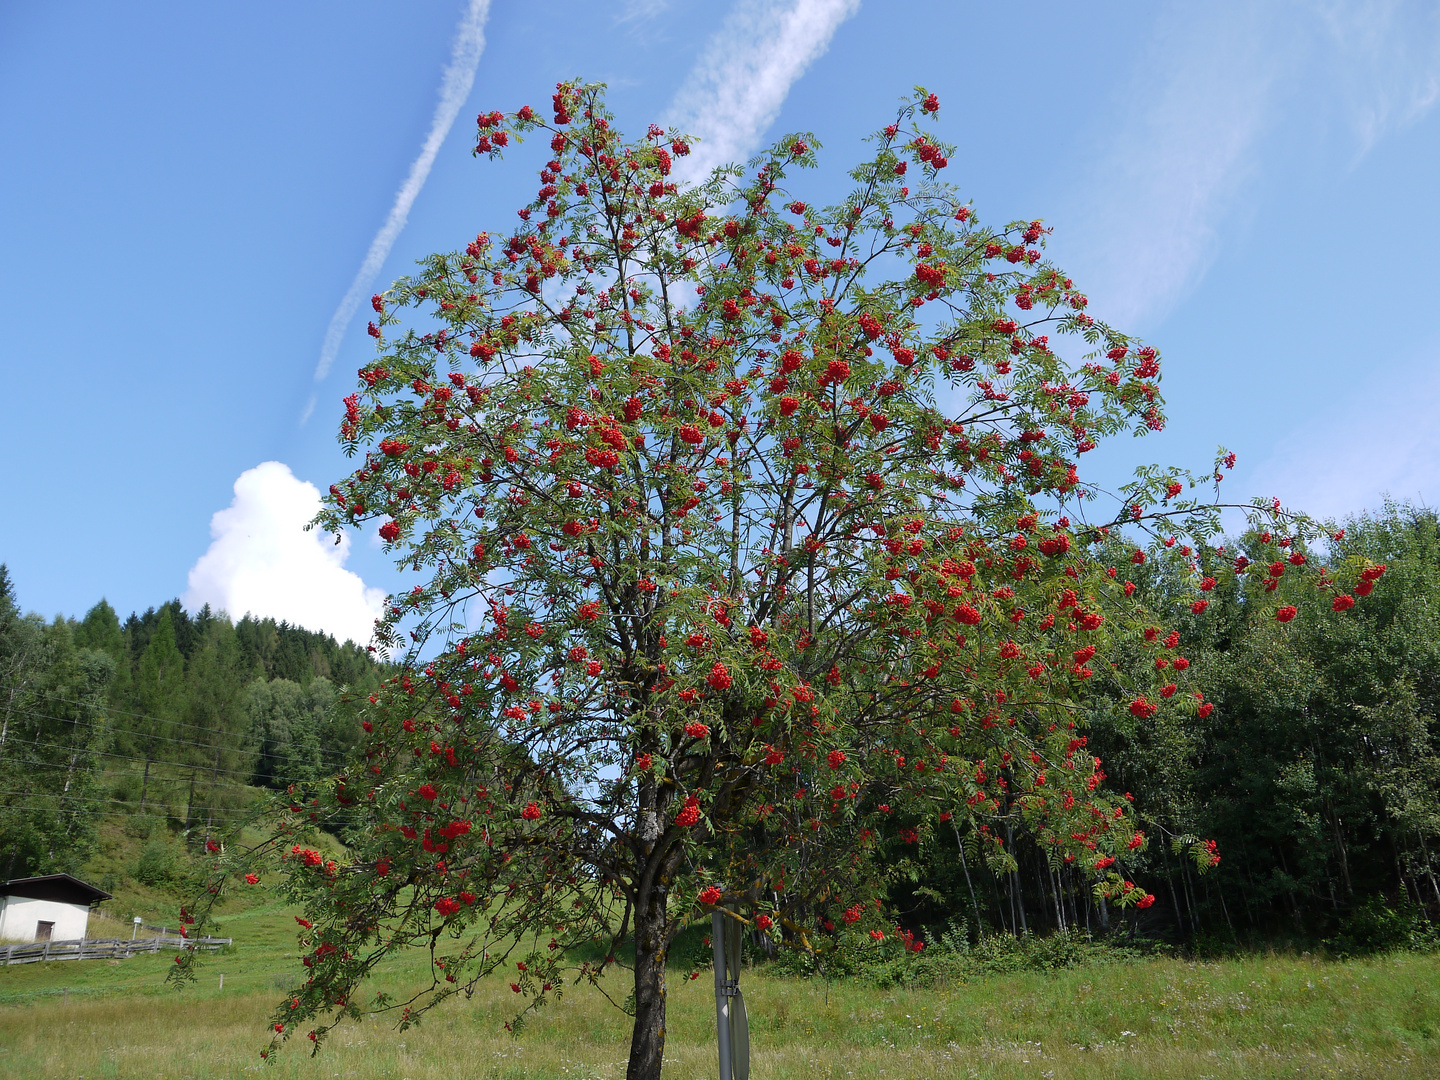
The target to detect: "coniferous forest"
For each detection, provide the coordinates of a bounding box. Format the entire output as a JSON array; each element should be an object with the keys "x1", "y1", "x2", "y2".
[
  {"x1": 0, "y1": 572, "x2": 384, "y2": 889},
  {"x1": 2, "y1": 502, "x2": 1438, "y2": 953}
]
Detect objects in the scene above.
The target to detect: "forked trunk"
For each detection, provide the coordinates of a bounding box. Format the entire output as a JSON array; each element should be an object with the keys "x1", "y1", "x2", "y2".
[{"x1": 627, "y1": 889, "x2": 670, "y2": 1080}]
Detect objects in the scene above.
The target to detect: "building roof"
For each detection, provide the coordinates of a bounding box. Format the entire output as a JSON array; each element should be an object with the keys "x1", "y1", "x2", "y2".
[{"x1": 0, "y1": 873, "x2": 112, "y2": 905}]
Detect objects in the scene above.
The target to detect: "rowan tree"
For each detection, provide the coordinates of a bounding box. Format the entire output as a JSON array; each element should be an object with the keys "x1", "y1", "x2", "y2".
[{"x1": 171, "y1": 83, "x2": 1385, "y2": 1080}]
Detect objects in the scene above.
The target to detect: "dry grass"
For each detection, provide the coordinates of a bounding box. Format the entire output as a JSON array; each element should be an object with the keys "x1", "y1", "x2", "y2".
[
  {"x1": 0, "y1": 911, "x2": 129, "y2": 946},
  {"x1": 0, "y1": 901, "x2": 1436, "y2": 1079},
  {"x1": 85, "y1": 910, "x2": 143, "y2": 940}
]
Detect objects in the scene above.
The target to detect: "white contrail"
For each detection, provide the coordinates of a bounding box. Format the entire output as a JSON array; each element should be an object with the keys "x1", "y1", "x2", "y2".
[
  {"x1": 667, "y1": 0, "x2": 861, "y2": 182},
  {"x1": 303, "y1": 0, "x2": 491, "y2": 422}
]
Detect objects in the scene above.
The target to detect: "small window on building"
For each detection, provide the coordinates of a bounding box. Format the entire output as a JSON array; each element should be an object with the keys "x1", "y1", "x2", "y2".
[{"x1": 35, "y1": 921, "x2": 54, "y2": 942}]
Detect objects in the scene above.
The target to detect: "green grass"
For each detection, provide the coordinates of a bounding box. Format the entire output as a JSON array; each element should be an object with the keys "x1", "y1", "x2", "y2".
[{"x1": 1, "y1": 896, "x2": 1438, "y2": 1079}]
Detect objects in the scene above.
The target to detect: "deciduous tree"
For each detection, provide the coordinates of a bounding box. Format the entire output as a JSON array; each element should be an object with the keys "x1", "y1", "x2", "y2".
[{"x1": 174, "y1": 84, "x2": 1382, "y2": 1080}]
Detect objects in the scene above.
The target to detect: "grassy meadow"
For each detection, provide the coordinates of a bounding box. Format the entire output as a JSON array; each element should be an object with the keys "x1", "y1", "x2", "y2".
[{"x1": 1, "y1": 897, "x2": 1438, "y2": 1079}]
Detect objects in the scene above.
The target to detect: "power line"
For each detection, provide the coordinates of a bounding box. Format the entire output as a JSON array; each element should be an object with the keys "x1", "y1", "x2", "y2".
[
  {"x1": 0, "y1": 802, "x2": 258, "y2": 822},
  {"x1": 5, "y1": 699, "x2": 353, "y2": 767},
  {"x1": 29, "y1": 688, "x2": 377, "y2": 747},
  {"x1": 5, "y1": 738, "x2": 343, "y2": 786},
  {"x1": 6, "y1": 756, "x2": 256, "y2": 786},
  {"x1": 8, "y1": 738, "x2": 334, "y2": 785},
  {"x1": 0, "y1": 786, "x2": 263, "y2": 818},
  {"x1": 0, "y1": 704, "x2": 352, "y2": 773},
  {"x1": 0, "y1": 788, "x2": 261, "y2": 815},
  {"x1": 0, "y1": 771, "x2": 270, "y2": 817},
  {"x1": 0, "y1": 798, "x2": 257, "y2": 819}
]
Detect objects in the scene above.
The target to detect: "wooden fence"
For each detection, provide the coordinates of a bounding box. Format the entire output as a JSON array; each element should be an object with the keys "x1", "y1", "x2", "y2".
[{"x1": 1, "y1": 934, "x2": 231, "y2": 966}]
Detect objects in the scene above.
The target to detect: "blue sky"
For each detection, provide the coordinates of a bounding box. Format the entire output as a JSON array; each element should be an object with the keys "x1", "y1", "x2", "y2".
[{"x1": 3, "y1": 0, "x2": 1438, "y2": 643}]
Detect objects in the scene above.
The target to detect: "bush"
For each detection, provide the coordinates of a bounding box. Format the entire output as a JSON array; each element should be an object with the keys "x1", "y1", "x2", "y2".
[
  {"x1": 133, "y1": 836, "x2": 177, "y2": 887},
  {"x1": 1325, "y1": 897, "x2": 1436, "y2": 956},
  {"x1": 762, "y1": 923, "x2": 1158, "y2": 988},
  {"x1": 110, "y1": 776, "x2": 138, "y2": 804},
  {"x1": 122, "y1": 811, "x2": 162, "y2": 840}
]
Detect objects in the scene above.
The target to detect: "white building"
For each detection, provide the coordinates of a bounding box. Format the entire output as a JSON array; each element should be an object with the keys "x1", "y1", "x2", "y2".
[{"x1": 0, "y1": 874, "x2": 112, "y2": 942}]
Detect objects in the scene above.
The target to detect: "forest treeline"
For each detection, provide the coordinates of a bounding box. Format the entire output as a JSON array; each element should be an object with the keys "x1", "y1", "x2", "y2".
[
  {"x1": 3, "y1": 504, "x2": 1439, "y2": 952},
  {"x1": 0, "y1": 575, "x2": 384, "y2": 882}
]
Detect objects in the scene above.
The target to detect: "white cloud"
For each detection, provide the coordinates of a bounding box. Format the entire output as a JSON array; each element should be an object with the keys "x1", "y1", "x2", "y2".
[
  {"x1": 1246, "y1": 353, "x2": 1440, "y2": 521},
  {"x1": 1060, "y1": 2, "x2": 1440, "y2": 331},
  {"x1": 304, "y1": 0, "x2": 492, "y2": 422},
  {"x1": 1316, "y1": 0, "x2": 1440, "y2": 156},
  {"x1": 184, "y1": 462, "x2": 386, "y2": 646},
  {"x1": 617, "y1": 0, "x2": 670, "y2": 23},
  {"x1": 666, "y1": 0, "x2": 861, "y2": 181},
  {"x1": 1058, "y1": 6, "x2": 1285, "y2": 331}
]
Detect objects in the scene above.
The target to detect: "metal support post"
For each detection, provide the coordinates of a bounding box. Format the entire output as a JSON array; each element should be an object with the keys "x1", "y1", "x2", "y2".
[{"x1": 712, "y1": 910, "x2": 733, "y2": 1080}]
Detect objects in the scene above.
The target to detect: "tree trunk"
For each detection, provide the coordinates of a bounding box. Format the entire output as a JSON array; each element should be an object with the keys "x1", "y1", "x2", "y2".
[
  {"x1": 1031, "y1": 859, "x2": 1045, "y2": 932},
  {"x1": 950, "y1": 819, "x2": 983, "y2": 936},
  {"x1": 1035, "y1": 859, "x2": 1054, "y2": 932},
  {"x1": 1182, "y1": 857, "x2": 1200, "y2": 934},
  {"x1": 139, "y1": 751, "x2": 152, "y2": 813},
  {"x1": 1, "y1": 636, "x2": 46, "y2": 751},
  {"x1": 1388, "y1": 837, "x2": 1417, "y2": 907},
  {"x1": 1276, "y1": 844, "x2": 1302, "y2": 923},
  {"x1": 1331, "y1": 810, "x2": 1353, "y2": 897},
  {"x1": 993, "y1": 868, "x2": 1010, "y2": 936},
  {"x1": 628, "y1": 889, "x2": 670, "y2": 1080},
  {"x1": 1211, "y1": 877, "x2": 1236, "y2": 934},
  {"x1": 205, "y1": 747, "x2": 223, "y2": 842},
  {"x1": 1048, "y1": 862, "x2": 1066, "y2": 932},
  {"x1": 49, "y1": 743, "x2": 86, "y2": 862},
  {"x1": 1005, "y1": 818, "x2": 1027, "y2": 935},
  {"x1": 1417, "y1": 834, "x2": 1440, "y2": 919},
  {"x1": 1159, "y1": 840, "x2": 1186, "y2": 937}
]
